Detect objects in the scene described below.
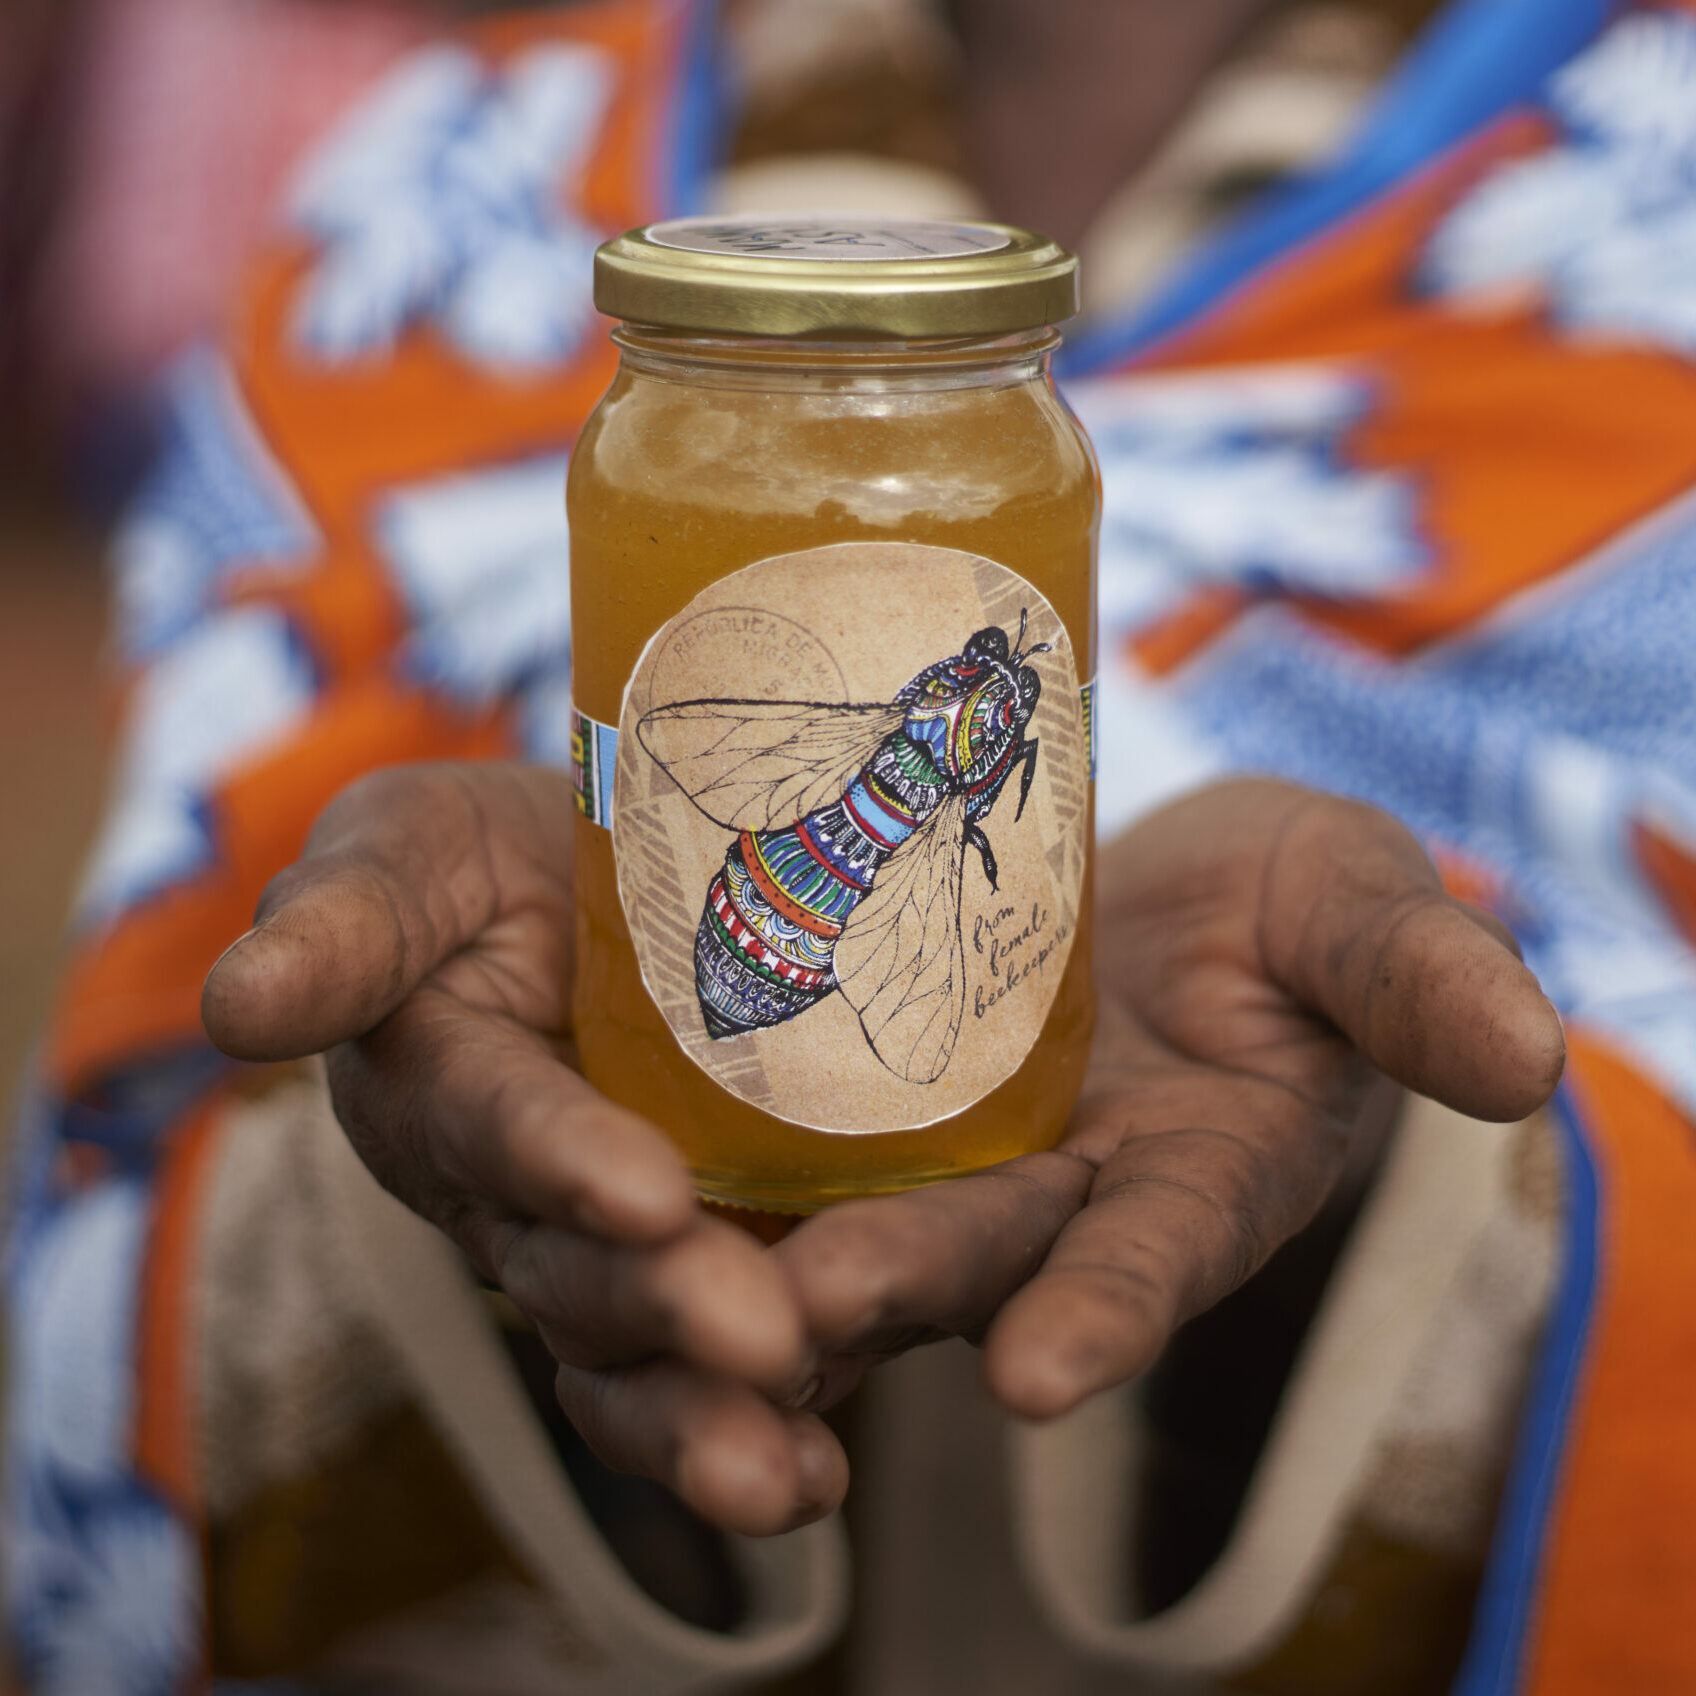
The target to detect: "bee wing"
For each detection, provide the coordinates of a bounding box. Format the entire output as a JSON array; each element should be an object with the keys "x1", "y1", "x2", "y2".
[
  {"x1": 637, "y1": 698, "x2": 907, "y2": 832},
  {"x1": 834, "y1": 791, "x2": 968, "y2": 1084}
]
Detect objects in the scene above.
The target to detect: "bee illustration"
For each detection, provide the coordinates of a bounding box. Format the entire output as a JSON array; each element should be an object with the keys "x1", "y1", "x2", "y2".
[{"x1": 636, "y1": 613, "x2": 1052, "y2": 1083}]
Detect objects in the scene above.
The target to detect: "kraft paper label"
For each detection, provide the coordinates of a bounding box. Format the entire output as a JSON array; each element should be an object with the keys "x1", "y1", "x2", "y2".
[{"x1": 611, "y1": 543, "x2": 1089, "y2": 1135}]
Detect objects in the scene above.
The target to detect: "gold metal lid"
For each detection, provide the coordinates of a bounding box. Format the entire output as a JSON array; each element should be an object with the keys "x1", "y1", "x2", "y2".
[{"x1": 593, "y1": 216, "x2": 1078, "y2": 338}]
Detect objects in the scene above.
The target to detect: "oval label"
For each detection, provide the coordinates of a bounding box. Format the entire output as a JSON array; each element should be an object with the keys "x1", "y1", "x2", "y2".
[{"x1": 612, "y1": 543, "x2": 1088, "y2": 1134}]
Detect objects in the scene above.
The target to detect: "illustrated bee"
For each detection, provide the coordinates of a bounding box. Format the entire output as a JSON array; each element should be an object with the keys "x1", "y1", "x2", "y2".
[{"x1": 636, "y1": 613, "x2": 1052, "y2": 1083}]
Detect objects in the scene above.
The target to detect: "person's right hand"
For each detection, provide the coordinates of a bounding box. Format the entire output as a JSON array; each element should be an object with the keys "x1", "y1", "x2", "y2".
[{"x1": 202, "y1": 762, "x2": 846, "y2": 1538}]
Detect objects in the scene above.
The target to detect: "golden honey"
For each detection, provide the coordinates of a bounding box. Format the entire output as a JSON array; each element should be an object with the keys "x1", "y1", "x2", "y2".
[{"x1": 569, "y1": 219, "x2": 1098, "y2": 1210}]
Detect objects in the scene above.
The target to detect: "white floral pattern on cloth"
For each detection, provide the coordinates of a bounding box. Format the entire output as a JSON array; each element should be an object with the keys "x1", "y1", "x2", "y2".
[
  {"x1": 74, "y1": 607, "x2": 319, "y2": 929},
  {"x1": 375, "y1": 454, "x2": 572, "y2": 706},
  {"x1": 1071, "y1": 362, "x2": 1429, "y2": 632},
  {"x1": 110, "y1": 351, "x2": 317, "y2": 663},
  {"x1": 4, "y1": 1176, "x2": 202, "y2": 1696},
  {"x1": 1072, "y1": 361, "x2": 1429, "y2": 833},
  {"x1": 289, "y1": 42, "x2": 614, "y2": 370},
  {"x1": 1420, "y1": 9, "x2": 1696, "y2": 358}
]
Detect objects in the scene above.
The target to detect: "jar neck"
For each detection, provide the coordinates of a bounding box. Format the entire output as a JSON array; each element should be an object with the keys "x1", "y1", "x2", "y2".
[{"x1": 612, "y1": 323, "x2": 1059, "y2": 393}]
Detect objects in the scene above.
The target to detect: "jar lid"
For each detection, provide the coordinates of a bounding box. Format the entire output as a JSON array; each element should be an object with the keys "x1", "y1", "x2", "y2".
[{"x1": 593, "y1": 216, "x2": 1078, "y2": 338}]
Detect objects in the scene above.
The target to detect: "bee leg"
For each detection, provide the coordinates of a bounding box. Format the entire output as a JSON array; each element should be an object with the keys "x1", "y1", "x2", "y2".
[
  {"x1": 1014, "y1": 738, "x2": 1040, "y2": 822},
  {"x1": 966, "y1": 824, "x2": 1000, "y2": 891}
]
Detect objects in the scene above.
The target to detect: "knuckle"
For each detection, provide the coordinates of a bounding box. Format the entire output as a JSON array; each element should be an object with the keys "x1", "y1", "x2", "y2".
[
  {"x1": 807, "y1": 1214, "x2": 912, "y2": 1310},
  {"x1": 982, "y1": 1156, "x2": 1092, "y2": 1241},
  {"x1": 488, "y1": 1070, "x2": 574, "y2": 1179},
  {"x1": 1094, "y1": 1128, "x2": 1274, "y2": 1298},
  {"x1": 490, "y1": 1227, "x2": 560, "y2": 1315},
  {"x1": 657, "y1": 1225, "x2": 744, "y2": 1298},
  {"x1": 562, "y1": 1364, "x2": 684, "y2": 1488},
  {"x1": 554, "y1": 1366, "x2": 623, "y2": 1464},
  {"x1": 1061, "y1": 1255, "x2": 1171, "y2": 1323},
  {"x1": 329, "y1": 1030, "x2": 456, "y2": 1221},
  {"x1": 310, "y1": 765, "x2": 420, "y2": 847}
]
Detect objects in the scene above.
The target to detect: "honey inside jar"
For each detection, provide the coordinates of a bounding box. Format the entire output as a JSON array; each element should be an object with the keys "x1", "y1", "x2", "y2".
[{"x1": 569, "y1": 220, "x2": 1098, "y2": 1211}]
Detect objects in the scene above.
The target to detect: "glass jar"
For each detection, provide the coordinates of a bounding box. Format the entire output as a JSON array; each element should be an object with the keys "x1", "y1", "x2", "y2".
[{"x1": 568, "y1": 217, "x2": 1098, "y2": 1211}]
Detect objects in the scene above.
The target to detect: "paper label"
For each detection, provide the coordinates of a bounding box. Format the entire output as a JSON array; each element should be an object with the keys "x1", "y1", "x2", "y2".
[
  {"x1": 611, "y1": 543, "x2": 1088, "y2": 1134},
  {"x1": 645, "y1": 216, "x2": 1011, "y2": 262}
]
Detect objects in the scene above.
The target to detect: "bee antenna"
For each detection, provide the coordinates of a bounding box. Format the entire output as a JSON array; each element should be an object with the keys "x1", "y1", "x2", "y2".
[{"x1": 1016, "y1": 607, "x2": 1029, "y2": 650}]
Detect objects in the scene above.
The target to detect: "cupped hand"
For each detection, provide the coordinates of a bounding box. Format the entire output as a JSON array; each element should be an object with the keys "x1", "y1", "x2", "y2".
[
  {"x1": 775, "y1": 778, "x2": 1567, "y2": 1419},
  {"x1": 202, "y1": 763, "x2": 844, "y2": 1537}
]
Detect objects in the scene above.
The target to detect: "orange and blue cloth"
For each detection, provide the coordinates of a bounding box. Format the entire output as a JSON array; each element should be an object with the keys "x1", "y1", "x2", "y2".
[{"x1": 10, "y1": 1, "x2": 1696, "y2": 1689}]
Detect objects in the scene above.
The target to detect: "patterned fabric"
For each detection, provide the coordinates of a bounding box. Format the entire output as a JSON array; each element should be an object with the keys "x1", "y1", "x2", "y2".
[
  {"x1": 5, "y1": 3, "x2": 716, "y2": 1688},
  {"x1": 1069, "y1": 6, "x2": 1696, "y2": 1691},
  {"x1": 13, "y1": 0, "x2": 1696, "y2": 1690}
]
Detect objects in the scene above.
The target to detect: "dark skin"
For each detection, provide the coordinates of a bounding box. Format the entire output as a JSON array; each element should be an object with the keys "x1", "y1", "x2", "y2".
[
  {"x1": 946, "y1": 0, "x2": 1281, "y2": 246},
  {"x1": 202, "y1": 764, "x2": 1565, "y2": 1537}
]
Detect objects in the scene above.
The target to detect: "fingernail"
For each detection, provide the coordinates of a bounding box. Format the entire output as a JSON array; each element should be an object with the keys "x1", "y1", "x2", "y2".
[
  {"x1": 787, "y1": 1423, "x2": 843, "y2": 1524},
  {"x1": 780, "y1": 1374, "x2": 822, "y2": 1412},
  {"x1": 207, "y1": 927, "x2": 259, "y2": 977}
]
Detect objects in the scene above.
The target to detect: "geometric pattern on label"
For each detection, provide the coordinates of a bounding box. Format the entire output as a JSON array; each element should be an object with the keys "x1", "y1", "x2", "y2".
[{"x1": 669, "y1": 620, "x2": 1048, "y2": 1071}]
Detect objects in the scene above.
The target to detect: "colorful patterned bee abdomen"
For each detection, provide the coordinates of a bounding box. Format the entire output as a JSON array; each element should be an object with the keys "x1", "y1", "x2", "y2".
[
  {"x1": 689, "y1": 622, "x2": 1043, "y2": 1043},
  {"x1": 694, "y1": 762, "x2": 931, "y2": 1038}
]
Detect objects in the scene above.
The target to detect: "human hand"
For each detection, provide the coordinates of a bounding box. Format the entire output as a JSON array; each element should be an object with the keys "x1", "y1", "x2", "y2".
[
  {"x1": 773, "y1": 778, "x2": 1567, "y2": 1418},
  {"x1": 202, "y1": 763, "x2": 844, "y2": 1537}
]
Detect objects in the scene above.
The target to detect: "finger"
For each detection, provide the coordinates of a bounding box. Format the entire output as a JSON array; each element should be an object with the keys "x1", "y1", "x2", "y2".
[
  {"x1": 497, "y1": 1214, "x2": 808, "y2": 1391},
  {"x1": 985, "y1": 1067, "x2": 1347, "y2": 1421},
  {"x1": 203, "y1": 762, "x2": 570, "y2": 1061},
  {"x1": 1260, "y1": 795, "x2": 1565, "y2": 1121},
  {"x1": 777, "y1": 1151, "x2": 1092, "y2": 1353},
  {"x1": 1457, "y1": 900, "x2": 1524, "y2": 961},
  {"x1": 329, "y1": 987, "x2": 695, "y2": 1245},
  {"x1": 556, "y1": 1361, "x2": 848, "y2": 1537}
]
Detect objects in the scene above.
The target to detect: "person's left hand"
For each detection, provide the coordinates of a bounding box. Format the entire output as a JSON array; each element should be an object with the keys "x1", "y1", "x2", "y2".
[{"x1": 773, "y1": 778, "x2": 1567, "y2": 1419}]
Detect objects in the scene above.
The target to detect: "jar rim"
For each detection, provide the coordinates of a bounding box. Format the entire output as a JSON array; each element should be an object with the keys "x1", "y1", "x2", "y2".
[{"x1": 593, "y1": 215, "x2": 1078, "y2": 340}]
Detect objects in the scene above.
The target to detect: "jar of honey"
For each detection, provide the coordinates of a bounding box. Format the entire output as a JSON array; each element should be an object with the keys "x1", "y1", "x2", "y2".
[{"x1": 569, "y1": 217, "x2": 1098, "y2": 1211}]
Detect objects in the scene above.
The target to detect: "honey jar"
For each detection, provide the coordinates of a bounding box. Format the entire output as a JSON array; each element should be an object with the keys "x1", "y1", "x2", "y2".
[{"x1": 569, "y1": 216, "x2": 1098, "y2": 1210}]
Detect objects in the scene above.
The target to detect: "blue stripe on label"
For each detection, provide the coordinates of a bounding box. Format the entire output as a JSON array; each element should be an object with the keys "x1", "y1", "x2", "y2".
[{"x1": 571, "y1": 705, "x2": 618, "y2": 827}]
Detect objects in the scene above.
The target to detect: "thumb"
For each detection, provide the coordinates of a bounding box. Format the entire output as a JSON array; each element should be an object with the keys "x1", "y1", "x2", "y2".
[
  {"x1": 1262, "y1": 795, "x2": 1566, "y2": 1123},
  {"x1": 202, "y1": 764, "x2": 504, "y2": 1062}
]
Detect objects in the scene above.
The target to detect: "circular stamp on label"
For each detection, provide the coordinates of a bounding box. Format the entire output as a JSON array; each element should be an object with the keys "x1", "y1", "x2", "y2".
[
  {"x1": 650, "y1": 607, "x2": 847, "y2": 708},
  {"x1": 612, "y1": 543, "x2": 1088, "y2": 1135}
]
